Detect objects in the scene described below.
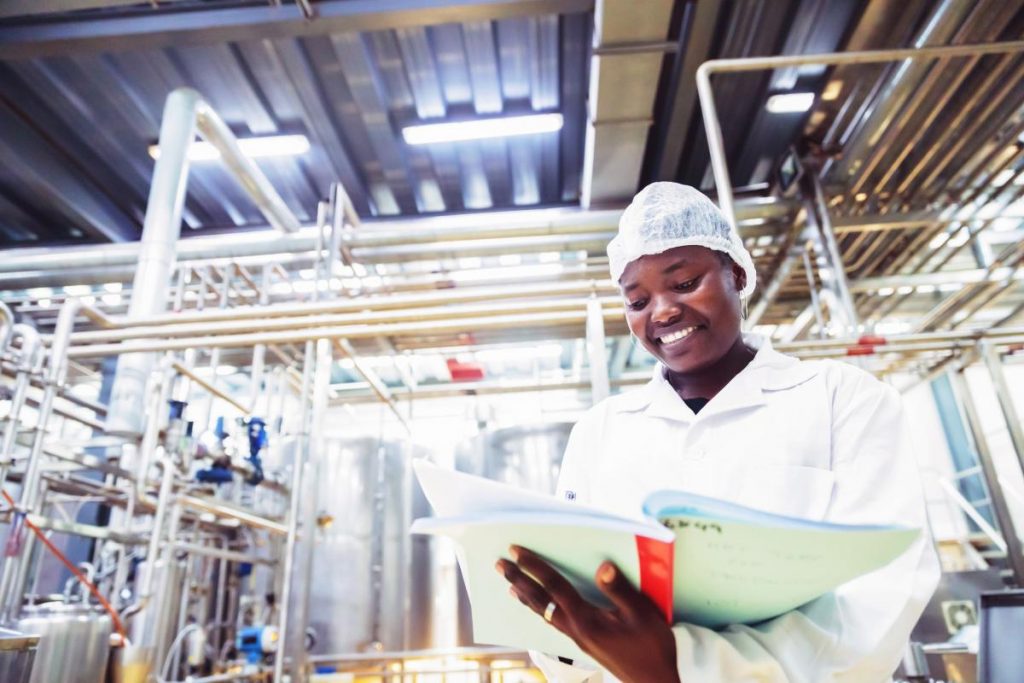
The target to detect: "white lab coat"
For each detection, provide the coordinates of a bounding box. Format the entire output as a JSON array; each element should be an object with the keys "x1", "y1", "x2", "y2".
[{"x1": 531, "y1": 335, "x2": 941, "y2": 683}]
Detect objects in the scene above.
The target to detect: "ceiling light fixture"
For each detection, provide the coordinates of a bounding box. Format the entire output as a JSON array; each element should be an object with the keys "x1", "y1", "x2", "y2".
[
  {"x1": 765, "y1": 92, "x2": 815, "y2": 114},
  {"x1": 148, "y1": 134, "x2": 311, "y2": 162},
  {"x1": 402, "y1": 113, "x2": 563, "y2": 145}
]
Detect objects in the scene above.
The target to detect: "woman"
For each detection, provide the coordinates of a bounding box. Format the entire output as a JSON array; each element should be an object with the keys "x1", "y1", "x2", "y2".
[{"x1": 496, "y1": 183, "x2": 940, "y2": 682}]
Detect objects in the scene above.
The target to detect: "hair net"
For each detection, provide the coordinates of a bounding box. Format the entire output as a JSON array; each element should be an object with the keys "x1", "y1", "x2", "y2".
[{"x1": 607, "y1": 182, "x2": 757, "y2": 299}]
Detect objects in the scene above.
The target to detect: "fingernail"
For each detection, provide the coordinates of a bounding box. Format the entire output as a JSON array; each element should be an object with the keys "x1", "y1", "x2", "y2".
[
  {"x1": 509, "y1": 546, "x2": 520, "y2": 562},
  {"x1": 508, "y1": 586, "x2": 517, "y2": 598},
  {"x1": 495, "y1": 560, "x2": 505, "y2": 575},
  {"x1": 599, "y1": 563, "x2": 616, "y2": 584}
]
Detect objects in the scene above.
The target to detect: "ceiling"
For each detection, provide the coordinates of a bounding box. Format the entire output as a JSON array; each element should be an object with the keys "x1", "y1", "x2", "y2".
[
  {"x1": 3, "y1": 0, "x2": 1024, "y2": 386},
  {"x1": 0, "y1": 0, "x2": 872, "y2": 248}
]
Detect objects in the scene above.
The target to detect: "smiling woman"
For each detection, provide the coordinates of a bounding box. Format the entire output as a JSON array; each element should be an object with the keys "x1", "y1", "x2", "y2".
[{"x1": 496, "y1": 182, "x2": 940, "y2": 683}]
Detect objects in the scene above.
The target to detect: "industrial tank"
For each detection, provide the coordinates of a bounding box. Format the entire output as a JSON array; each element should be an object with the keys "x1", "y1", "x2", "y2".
[
  {"x1": 453, "y1": 422, "x2": 573, "y2": 644},
  {"x1": 307, "y1": 437, "x2": 436, "y2": 654},
  {"x1": 17, "y1": 602, "x2": 111, "y2": 683},
  {"x1": 0, "y1": 628, "x2": 38, "y2": 683},
  {"x1": 456, "y1": 422, "x2": 571, "y2": 494}
]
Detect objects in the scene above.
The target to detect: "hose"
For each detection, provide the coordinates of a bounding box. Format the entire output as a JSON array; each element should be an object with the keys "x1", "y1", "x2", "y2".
[{"x1": 0, "y1": 488, "x2": 128, "y2": 641}]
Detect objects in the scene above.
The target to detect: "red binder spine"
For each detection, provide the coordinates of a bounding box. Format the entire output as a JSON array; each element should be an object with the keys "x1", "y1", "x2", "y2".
[{"x1": 635, "y1": 536, "x2": 674, "y2": 623}]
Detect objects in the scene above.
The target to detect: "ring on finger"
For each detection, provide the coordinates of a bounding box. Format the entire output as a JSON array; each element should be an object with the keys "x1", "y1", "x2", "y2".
[{"x1": 543, "y1": 601, "x2": 557, "y2": 623}]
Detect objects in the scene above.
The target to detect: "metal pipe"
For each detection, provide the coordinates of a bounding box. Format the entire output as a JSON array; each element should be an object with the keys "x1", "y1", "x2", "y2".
[
  {"x1": 105, "y1": 88, "x2": 198, "y2": 436},
  {"x1": 747, "y1": 249, "x2": 799, "y2": 328},
  {"x1": 333, "y1": 339, "x2": 408, "y2": 431},
  {"x1": 177, "y1": 495, "x2": 288, "y2": 535},
  {"x1": 171, "y1": 362, "x2": 250, "y2": 416},
  {"x1": 0, "y1": 201, "x2": 793, "y2": 275},
  {"x1": 585, "y1": 296, "x2": 610, "y2": 403},
  {"x1": 193, "y1": 102, "x2": 300, "y2": 235},
  {"x1": 695, "y1": 38, "x2": 1024, "y2": 223},
  {"x1": 936, "y1": 478, "x2": 1007, "y2": 554},
  {"x1": 806, "y1": 170, "x2": 858, "y2": 332},
  {"x1": 106, "y1": 86, "x2": 302, "y2": 436},
  {"x1": 73, "y1": 279, "x2": 618, "y2": 330},
  {"x1": 949, "y1": 370, "x2": 1024, "y2": 586},
  {"x1": 71, "y1": 295, "x2": 621, "y2": 344},
  {"x1": 173, "y1": 542, "x2": 275, "y2": 566},
  {"x1": 248, "y1": 264, "x2": 271, "y2": 411},
  {"x1": 273, "y1": 339, "x2": 316, "y2": 683},
  {"x1": 0, "y1": 325, "x2": 43, "y2": 478},
  {"x1": 830, "y1": 0, "x2": 973, "y2": 183},
  {"x1": 979, "y1": 341, "x2": 1024, "y2": 480},
  {"x1": 66, "y1": 308, "x2": 625, "y2": 358},
  {"x1": 0, "y1": 298, "x2": 80, "y2": 622},
  {"x1": 0, "y1": 301, "x2": 12, "y2": 352}
]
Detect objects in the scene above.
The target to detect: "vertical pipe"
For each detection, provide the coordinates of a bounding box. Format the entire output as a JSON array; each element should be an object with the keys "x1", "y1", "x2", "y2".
[
  {"x1": 585, "y1": 296, "x2": 610, "y2": 403},
  {"x1": 806, "y1": 171, "x2": 858, "y2": 331},
  {"x1": 0, "y1": 299, "x2": 80, "y2": 622},
  {"x1": 0, "y1": 325, "x2": 42, "y2": 484},
  {"x1": 273, "y1": 339, "x2": 316, "y2": 683},
  {"x1": 107, "y1": 88, "x2": 200, "y2": 436},
  {"x1": 211, "y1": 538, "x2": 228, "y2": 659},
  {"x1": 695, "y1": 62, "x2": 735, "y2": 226},
  {"x1": 979, "y1": 341, "x2": 1024, "y2": 478},
  {"x1": 249, "y1": 265, "x2": 272, "y2": 412},
  {"x1": 950, "y1": 370, "x2": 1024, "y2": 585},
  {"x1": 800, "y1": 248, "x2": 827, "y2": 336},
  {"x1": 0, "y1": 301, "x2": 13, "y2": 352}
]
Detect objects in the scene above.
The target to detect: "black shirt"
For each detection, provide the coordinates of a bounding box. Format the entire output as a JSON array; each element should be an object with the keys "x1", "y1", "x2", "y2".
[{"x1": 683, "y1": 397, "x2": 710, "y2": 414}]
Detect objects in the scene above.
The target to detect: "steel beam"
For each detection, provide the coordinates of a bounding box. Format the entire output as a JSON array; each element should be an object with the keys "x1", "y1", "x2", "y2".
[
  {"x1": 0, "y1": 0, "x2": 594, "y2": 59},
  {"x1": 979, "y1": 341, "x2": 1024, "y2": 480},
  {"x1": 650, "y1": 0, "x2": 723, "y2": 181},
  {"x1": 949, "y1": 370, "x2": 1024, "y2": 586}
]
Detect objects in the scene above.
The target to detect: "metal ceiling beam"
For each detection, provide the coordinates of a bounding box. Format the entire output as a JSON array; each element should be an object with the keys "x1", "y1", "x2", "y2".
[
  {"x1": 580, "y1": 0, "x2": 675, "y2": 206},
  {"x1": 0, "y1": 0, "x2": 159, "y2": 19},
  {"x1": 0, "y1": 0, "x2": 594, "y2": 59},
  {"x1": 0, "y1": 100, "x2": 137, "y2": 242},
  {"x1": 649, "y1": 0, "x2": 723, "y2": 182}
]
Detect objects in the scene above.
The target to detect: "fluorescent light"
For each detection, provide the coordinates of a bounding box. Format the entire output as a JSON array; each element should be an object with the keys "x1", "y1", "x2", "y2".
[
  {"x1": 63, "y1": 285, "x2": 92, "y2": 296},
  {"x1": 765, "y1": 92, "x2": 815, "y2": 114},
  {"x1": 103, "y1": 282, "x2": 122, "y2": 293},
  {"x1": 148, "y1": 134, "x2": 310, "y2": 162},
  {"x1": 929, "y1": 232, "x2": 950, "y2": 249},
  {"x1": 402, "y1": 113, "x2": 563, "y2": 145},
  {"x1": 821, "y1": 80, "x2": 843, "y2": 101},
  {"x1": 994, "y1": 169, "x2": 1015, "y2": 186}
]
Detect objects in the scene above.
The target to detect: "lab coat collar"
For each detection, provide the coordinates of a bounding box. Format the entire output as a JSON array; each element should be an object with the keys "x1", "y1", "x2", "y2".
[{"x1": 611, "y1": 334, "x2": 819, "y2": 422}]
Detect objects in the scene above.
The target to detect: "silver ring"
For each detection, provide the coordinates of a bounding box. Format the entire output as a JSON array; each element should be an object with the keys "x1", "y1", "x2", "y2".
[{"x1": 543, "y1": 601, "x2": 557, "y2": 623}]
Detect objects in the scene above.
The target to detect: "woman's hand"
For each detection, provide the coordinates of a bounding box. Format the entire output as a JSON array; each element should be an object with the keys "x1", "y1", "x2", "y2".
[{"x1": 496, "y1": 545, "x2": 681, "y2": 683}]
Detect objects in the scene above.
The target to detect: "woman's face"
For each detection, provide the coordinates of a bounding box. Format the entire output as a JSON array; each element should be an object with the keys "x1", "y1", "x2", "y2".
[{"x1": 619, "y1": 246, "x2": 746, "y2": 375}]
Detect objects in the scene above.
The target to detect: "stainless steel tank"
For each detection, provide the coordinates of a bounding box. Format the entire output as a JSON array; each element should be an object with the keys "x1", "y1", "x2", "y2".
[
  {"x1": 17, "y1": 602, "x2": 111, "y2": 683},
  {"x1": 456, "y1": 422, "x2": 572, "y2": 494},
  {"x1": 453, "y1": 422, "x2": 573, "y2": 644},
  {"x1": 0, "y1": 628, "x2": 38, "y2": 683},
  {"x1": 307, "y1": 438, "x2": 435, "y2": 654}
]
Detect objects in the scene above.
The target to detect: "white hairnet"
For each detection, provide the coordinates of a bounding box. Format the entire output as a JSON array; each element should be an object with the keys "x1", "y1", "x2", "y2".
[{"x1": 607, "y1": 182, "x2": 757, "y2": 299}]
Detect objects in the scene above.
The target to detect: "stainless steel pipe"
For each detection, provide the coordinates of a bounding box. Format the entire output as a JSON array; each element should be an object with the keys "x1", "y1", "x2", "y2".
[
  {"x1": 106, "y1": 87, "x2": 302, "y2": 436},
  {"x1": 695, "y1": 38, "x2": 1024, "y2": 227}
]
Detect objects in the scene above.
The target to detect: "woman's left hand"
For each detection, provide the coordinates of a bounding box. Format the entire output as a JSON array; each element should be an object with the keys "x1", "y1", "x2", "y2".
[{"x1": 496, "y1": 545, "x2": 681, "y2": 683}]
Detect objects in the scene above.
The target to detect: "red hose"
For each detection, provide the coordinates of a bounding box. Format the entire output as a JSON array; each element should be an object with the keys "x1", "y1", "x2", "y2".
[{"x1": 1, "y1": 488, "x2": 127, "y2": 641}]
